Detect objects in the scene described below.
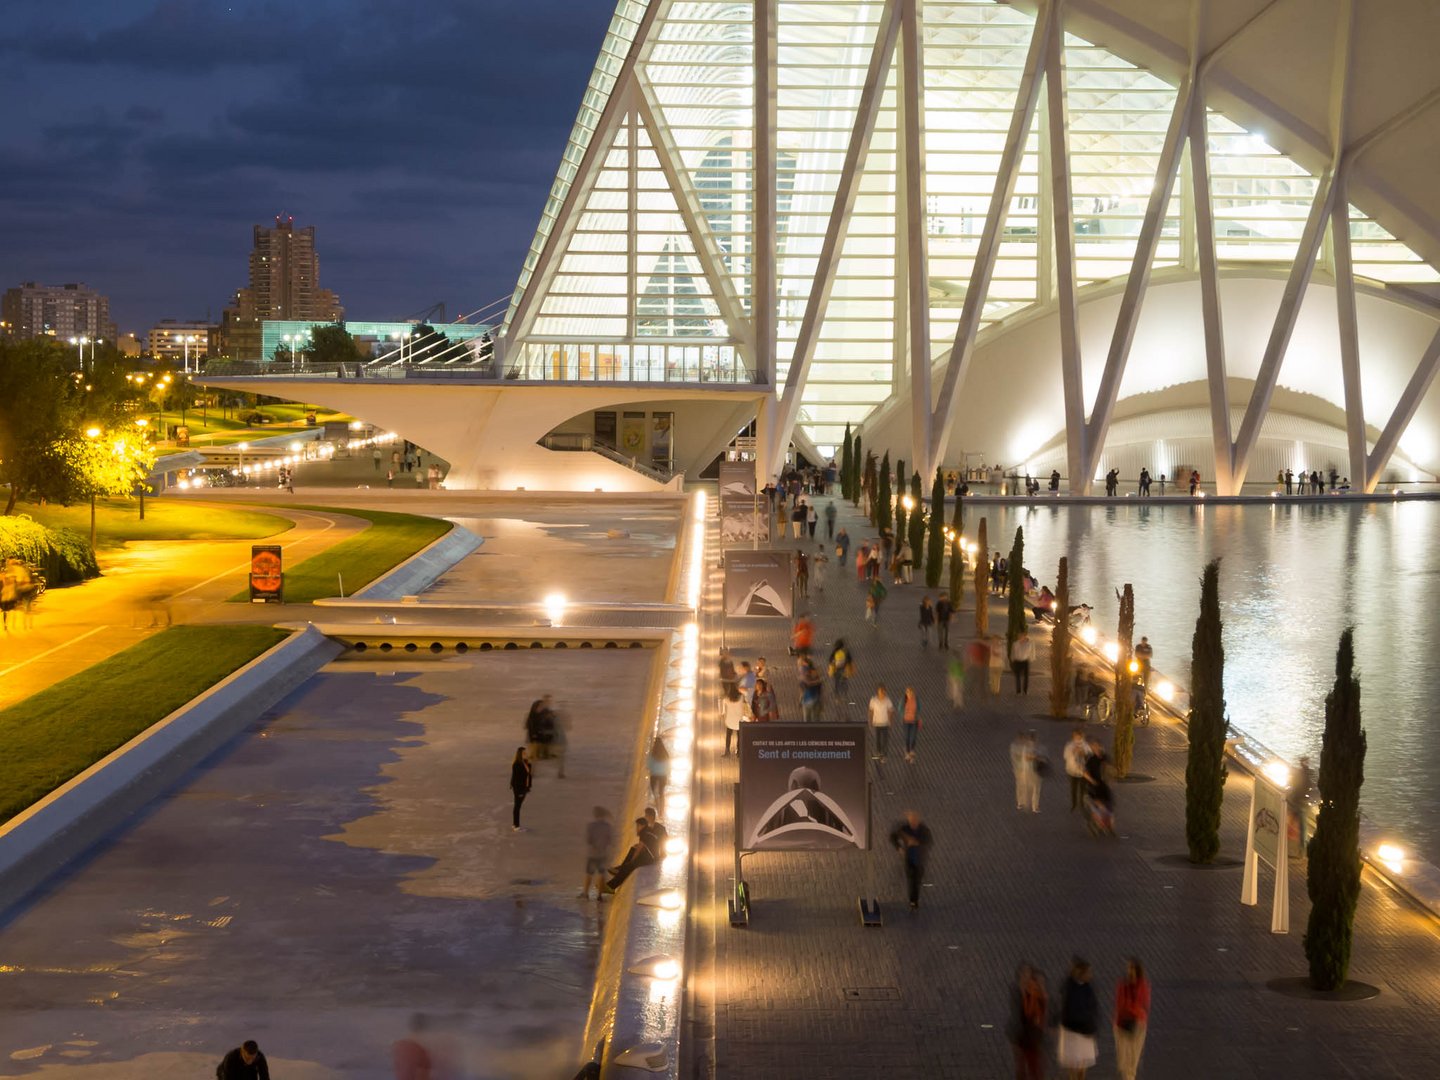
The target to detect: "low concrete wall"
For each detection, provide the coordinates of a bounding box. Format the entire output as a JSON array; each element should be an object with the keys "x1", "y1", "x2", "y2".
[
  {"x1": 0, "y1": 626, "x2": 343, "y2": 919},
  {"x1": 351, "y1": 523, "x2": 483, "y2": 600}
]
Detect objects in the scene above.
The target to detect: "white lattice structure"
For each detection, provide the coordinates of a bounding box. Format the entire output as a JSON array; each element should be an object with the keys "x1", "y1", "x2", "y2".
[{"x1": 500, "y1": 0, "x2": 1440, "y2": 494}]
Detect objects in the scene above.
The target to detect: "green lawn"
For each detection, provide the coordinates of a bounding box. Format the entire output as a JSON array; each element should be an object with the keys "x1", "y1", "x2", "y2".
[
  {"x1": 15, "y1": 499, "x2": 292, "y2": 550},
  {"x1": 229, "y1": 505, "x2": 452, "y2": 603},
  {"x1": 0, "y1": 625, "x2": 290, "y2": 825}
]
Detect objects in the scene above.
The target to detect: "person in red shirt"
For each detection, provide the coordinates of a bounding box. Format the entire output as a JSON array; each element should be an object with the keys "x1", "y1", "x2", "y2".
[
  {"x1": 392, "y1": 1014, "x2": 432, "y2": 1080},
  {"x1": 1113, "y1": 957, "x2": 1151, "y2": 1080}
]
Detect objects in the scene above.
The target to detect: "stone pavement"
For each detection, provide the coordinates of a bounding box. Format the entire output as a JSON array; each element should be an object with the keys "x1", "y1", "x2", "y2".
[{"x1": 686, "y1": 497, "x2": 1440, "y2": 1079}]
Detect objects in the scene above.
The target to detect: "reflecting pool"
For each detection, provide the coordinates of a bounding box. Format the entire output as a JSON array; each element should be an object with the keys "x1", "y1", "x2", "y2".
[{"x1": 968, "y1": 499, "x2": 1438, "y2": 862}]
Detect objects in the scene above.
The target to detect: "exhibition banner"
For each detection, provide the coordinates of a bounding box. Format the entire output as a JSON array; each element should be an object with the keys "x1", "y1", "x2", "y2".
[
  {"x1": 721, "y1": 494, "x2": 768, "y2": 545},
  {"x1": 718, "y1": 461, "x2": 756, "y2": 497},
  {"x1": 1252, "y1": 776, "x2": 1286, "y2": 869},
  {"x1": 249, "y1": 545, "x2": 284, "y2": 603},
  {"x1": 738, "y1": 724, "x2": 868, "y2": 852},
  {"x1": 723, "y1": 550, "x2": 791, "y2": 617}
]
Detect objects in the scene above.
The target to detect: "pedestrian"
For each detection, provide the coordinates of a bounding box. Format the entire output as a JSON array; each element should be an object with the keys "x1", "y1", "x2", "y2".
[
  {"x1": 719, "y1": 648, "x2": 738, "y2": 698},
  {"x1": 1058, "y1": 958, "x2": 1100, "y2": 1079},
  {"x1": 603, "y1": 817, "x2": 659, "y2": 892},
  {"x1": 1084, "y1": 738, "x2": 1115, "y2": 836},
  {"x1": 580, "y1": 807, "x2": 614, "y2": 899},
  {"x1": 868, "y1": 683, "x2": 895, "y2": 762},
  {"x1": 901, "y1": 687, "x2": 921, "y2": 763},
  {"x1": 898, "y1": 539, "x2": 914, "y2": 584},
  {"x1": 387, "y1": 468, "x2": 395, "y2": 488},
  {"x1": 722, "y1": 685, "x2": 747, "y2": 756},
  {"x1": 1011, "y1": 631, "x2": 1033, "y2": 694},
  {"x1": 867, "y1": 576, "x2": 887, "y2": 627},
  {"x1": 737, "y1": 659, "x2": 756, "y2": 701},
  {"x1": 1113, "y1": 957, "x2": 1151, "y2": 1080},
  {"x1": 647, "y1": 735, "x2": 671, "y2": 806},
  {"x1": 947, "y1": 653, "x2": 966, "y2": 709},
  {"x1": 218, "y1": 1039, "x2": 270, "y2": 1080},
  {"x1": 836, "y1": 526, "x2": 850, "y2": 565},
  {"x1": 1008, "y1": 964, "x2": 1048, "y2": 1080},
  {"x1": 795, "y1": 550, "x2": 810, "y2": 599},
  {"x1": 1064, "y1": 727, "x2": 1088, "y2": 812},
  {"x1": 888, "y1": 809, "x2": 933, "y2": 909},
  {"x1": 988, "y1": 634, "x2": 1005, "y2": 696},
  {"x1": 1134, "y1": 636, "x2": 1153, "y2": 686},
  {"x1": 372, "y1": 447, "x2": 382, "y2": 470},
  {"x1": 800, "y1": 657, "x2": 824, "y2": 721},
  {"x1": 751, "y1": 677, "x2": 779, "y2": 722},
  {"x1": 807, "y1": 502, "x2": 818, "y2": 539},
  {"x1": 935, "y1": 591, "x2": 953, "y2": 649},
  {"x1": 1290, "y1": 754, "x2": 1314, "y2": 856},
  {"x1": 825, "y1": 500, "x2": 838, "y2": 540},
  {"x1": 509, "y1": 746, "x2": 532, "y2": 831},
  {"x1": 918, "y1": 595, "x2": 935, "y2": 648},
  {"x1": 828, "y1": 638, "x2": 854, "y2": 701},
  {"x1": 1010, "y1": 729, "x2": 1041, "y2": 812},
  {"x1": 392, "y1": 1013, "x2": 433, "y2": 1080}
]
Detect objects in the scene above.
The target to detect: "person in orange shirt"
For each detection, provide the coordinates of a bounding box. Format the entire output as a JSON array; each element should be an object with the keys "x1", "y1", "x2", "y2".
[{"x1": 1113, "y1": 957, "x2": 1152, "y2": 1080}]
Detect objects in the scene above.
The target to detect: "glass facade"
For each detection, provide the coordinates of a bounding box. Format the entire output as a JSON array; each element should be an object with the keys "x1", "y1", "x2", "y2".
[{"x1": 506, "y1": 0, "x2": 1438, "y2": 452}]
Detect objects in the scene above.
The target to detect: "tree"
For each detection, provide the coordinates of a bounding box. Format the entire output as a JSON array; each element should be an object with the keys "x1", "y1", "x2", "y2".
[
  {"x1": 309, "y1": 323, "x2": 361, "y2": 366},
  {"x1": 973, "y1": 517, "x2": 989, "y2": 637},
  {"x1": 878, "y1": 452, "x2": 893, "y2": 532},
  {"x1": 840, "y1": 424, "x2": 854, "y2": 502},
  {"x1": 0, "y1": 339, "x2": 89, "y2": 514},
  {"x1": 863, "y1": 450, "x2": 878, "y2": 523},
  {"x1": 949, "y1": 482, "x2": 963, "y2": 535},
  {"x1": 852, "y1": 435, "x2": 864, "y2": 507},
  {"x1": 1050, "y1": 557, "x2": 1072, "y2": 718},
  {"x1": 1305, "y1": 627, "x2": 1367, "y2": 991},
  {"x1": 893, "y1": 457, "x2": 907, "y2": 550},
  {"x1": 1112, "y1": 583, "x2": 1136, "y2": 777},
  {"x1": 908, "y1": 472, "x2": 925, "y2": 580},
  {"x1": 1186, "y1": 559, "x2": 1228, "y2": 864},
  {"x1": 407, "y1": 323, "x2": 452, "y2": 363},
  {"x1": 71, "y1": 428, "x2": 156, "y2": 547},
  {"x1": 926, "y1": 467, "x2": 945, "y2": 587},
  {"x1": 1006, "y1": 527, "x2": 1026, "y2": 656}
]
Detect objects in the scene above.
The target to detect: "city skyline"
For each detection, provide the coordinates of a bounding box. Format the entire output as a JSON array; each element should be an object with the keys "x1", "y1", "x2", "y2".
[{"x1": 0, "y1": 0, "x2": 611, "y2": 332}]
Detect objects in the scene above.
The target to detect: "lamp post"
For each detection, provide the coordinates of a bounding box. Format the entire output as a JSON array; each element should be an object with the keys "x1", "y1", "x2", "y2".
[
  {"x1": 173, "y1": 333, "x2": 200, "y2": 374},
  {"x1": 135, "y1": 419, "x2": 150, "y2": 519},
  {"x1": 84, "y1": 426, "x2": 101, "y2": 548}
]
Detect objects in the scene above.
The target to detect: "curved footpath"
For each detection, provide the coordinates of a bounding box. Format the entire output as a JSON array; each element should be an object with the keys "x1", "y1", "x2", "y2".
[
  {"x1": 685, "y1": 497, "x2": 1440, "y2": 1079},
  {"x1": 0, "y1": 503, "x2": 365, "y2": 710}
]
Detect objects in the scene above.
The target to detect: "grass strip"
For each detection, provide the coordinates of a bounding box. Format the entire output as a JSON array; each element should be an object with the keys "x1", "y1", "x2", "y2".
[
  {"x1": 15, "y1": 499, "x2": 292, "y2": 550},
  {"x1": 229, "y1": 505, "x2": 451, "y2": 603},
  {"x1": 0, "y1": 625, "x2": 289, "y2": 825}
]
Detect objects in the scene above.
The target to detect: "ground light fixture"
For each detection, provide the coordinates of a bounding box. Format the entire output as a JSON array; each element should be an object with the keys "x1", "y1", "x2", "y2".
[
  {"x1": 628, "y1": 954, "x2": 680, "y2": 981},
  {"x1": 1102, "y1": 641, "x2": 1121, "y2": 664},
  {"x1": 1080, "y1": 625, "x2": 1098, "y2": 646},
  {"x1": 1154, "y1": 680, "x2": 1176, "y2": 703},
  {"x1": 1377, "y1": 843, "x2": 1406, "y2": 875},
  {"x1": 638, "y1": 890, "x2": 683, "y2": 911},
  {"x1": 543, "y1": 592, "x2": 567, "y2": 626},
  {"x1": 901, "y1": 494, "x2": 915, "y2": 511}
]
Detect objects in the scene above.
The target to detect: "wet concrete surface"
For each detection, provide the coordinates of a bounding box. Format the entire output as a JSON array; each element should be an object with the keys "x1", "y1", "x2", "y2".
[{"x1": 0, "y1": 647, "x2": 656, "y2": 1079}]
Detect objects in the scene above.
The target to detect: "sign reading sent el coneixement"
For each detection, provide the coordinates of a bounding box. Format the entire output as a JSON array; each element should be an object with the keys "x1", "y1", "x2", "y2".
[
  {"x1": 739, "y1": 724, "x2": 868, "y2": 852},
  {"x1": 724, "y1": 550, "x2": 792, "y2": 617}
]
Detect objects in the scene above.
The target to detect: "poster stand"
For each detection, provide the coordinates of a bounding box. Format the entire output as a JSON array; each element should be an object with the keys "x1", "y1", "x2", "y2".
[
  {"x1": 1241, "y1": 769, "x2": 1290, "y2": 933},
  {"x1": 857, "y1": 782, "x2": 881, "y2": 926}
]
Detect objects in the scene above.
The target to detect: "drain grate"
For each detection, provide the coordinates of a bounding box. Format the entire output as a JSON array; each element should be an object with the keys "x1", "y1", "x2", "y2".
[{"x1": 843, "y1": 987, "x2": 901, "y2": 1001}]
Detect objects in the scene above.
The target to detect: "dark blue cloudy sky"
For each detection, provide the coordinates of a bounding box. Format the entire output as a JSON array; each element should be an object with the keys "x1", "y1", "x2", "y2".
[{"x1": 0, "y1": 0, "x2": 612, "y2": 333}]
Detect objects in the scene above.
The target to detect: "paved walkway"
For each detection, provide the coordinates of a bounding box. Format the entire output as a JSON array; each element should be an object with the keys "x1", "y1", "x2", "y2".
[
  {"x1": 0, "y1": 504, "x2": 364, "y2": 709},
  {"x1": 687, "y1": 497, "x2": 1440, "y2": 1079}
]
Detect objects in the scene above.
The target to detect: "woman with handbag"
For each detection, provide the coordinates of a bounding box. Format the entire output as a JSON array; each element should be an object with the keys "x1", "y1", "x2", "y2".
[{"x1": 1113, "y1": 957, "x2": 1151, "y2": 1080}]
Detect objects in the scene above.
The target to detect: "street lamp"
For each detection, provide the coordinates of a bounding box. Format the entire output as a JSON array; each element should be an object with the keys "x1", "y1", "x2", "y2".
[
  {"x1": 84, "y1": 427, "x2": 102, "y2": 548},
  {"x1": 173, "y1": 332, "x2": 200, "y2": 373},
  {"x1": 282, "y1": 332, "x2": 308, "y2": 369}
]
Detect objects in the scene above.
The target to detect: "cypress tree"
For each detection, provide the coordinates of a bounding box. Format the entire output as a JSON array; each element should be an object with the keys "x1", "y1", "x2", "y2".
[
  {"x1": 1305, "y1": 627, "x2": 1367, "y2": 991},
  {"x1": 1005, "y1": 527, "x2": 1026, "y2": 656},
  {"x1": 926, "y1": 467, "x2": 945, "y2": 587},
  {"x1": 893, "y1": 458, "x2": 907, "y2": 553},
  {"x1": 863, "y1": 450, "x2": 878, "y2": 523},
  {"x1": 908, "y1": 472, "x2": 925, "y2": 580},
  {"x1": 840, "y1": 424, "x2": 854, "y2": 502},
  {"x1": 949, "y1": 482, "x2": 963, "y2": 534},
  {"x1": 1185, "y1": 559, "x2": 1228, "y2": 864},
  {"x1": 973, "y1": 517, "x2": 989, "y2": 637},
  {"x1": 1112, "y1": 583, "x2": 1136, "y2": 777},
  {"x1": 878, "y1": 452, "x2": 893, "y2": 532},
  {"x1": 853, "y1": 435, "x2": 864, "y2": 508},
  {"x1": 1049, "y1": 556, "x2": 1072, "y2": 718}
]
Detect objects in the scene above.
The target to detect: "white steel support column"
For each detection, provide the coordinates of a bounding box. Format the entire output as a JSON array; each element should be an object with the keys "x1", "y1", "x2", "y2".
[
  {"x1": 1042, "y1": 0, "x2": 1085, "y2": 491},
  {"x1": 770, "y1": 0, "x2": 902, "y2": 480},
  {"x1": 634, "y1": 84, "x2": 751, "y2": 349},
  {"x1": 1081, "y1": 76, "x2": 1194, "y2": 491},
  {"x1": 928, "y1": 0, "x2": 1054, "y2": 470},
  {"x1": 755, "y1": 0, "x2": 778, "y2": 388},
  {"x1": 1188, "y1": 92, "x2": 1235, "y2": 494},
  {"x1": 626, "y1": 106, "x2": 638, "y2": 341},
  {"x1": 1366, "y1": 326, "x2": 1440, "y2": 492},
  {"x1": 1331, "y1": 173, "x2": 1368, "y2": 490},
  {"x1": 900, "y1": 0, "x2": 933, "y2": 478}
]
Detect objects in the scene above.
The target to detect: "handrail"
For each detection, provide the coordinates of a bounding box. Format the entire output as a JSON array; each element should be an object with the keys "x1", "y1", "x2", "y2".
[{"x1": 588, "y1": 441, "x2": 675, "y2": 483}]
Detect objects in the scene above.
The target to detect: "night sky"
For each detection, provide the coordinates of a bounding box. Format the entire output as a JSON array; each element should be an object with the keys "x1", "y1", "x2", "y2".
[{"x1": 0, "y1": 0, "x2": 614, "y2": 333}]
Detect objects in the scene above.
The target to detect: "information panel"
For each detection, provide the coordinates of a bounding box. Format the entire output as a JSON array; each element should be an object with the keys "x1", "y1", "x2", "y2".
[
  {"x1": 723, "y1": 550, "x2": 791, "y2": 617},
  {"x1": 249, "y1": 544, "x2": 284, "y2": 604},
  {"x1": 738, "y1": 724, "x2": 868, "y2": 852}
]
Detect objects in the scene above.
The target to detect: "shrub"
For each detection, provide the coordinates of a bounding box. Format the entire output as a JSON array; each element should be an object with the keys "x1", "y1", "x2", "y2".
[{"x1": 0, "y1": 515, "x2": 99, "y2": 583}]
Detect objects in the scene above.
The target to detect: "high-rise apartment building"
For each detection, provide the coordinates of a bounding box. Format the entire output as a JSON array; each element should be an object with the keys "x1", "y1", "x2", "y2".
[
  {"x1": 1, "y1": 282, "x2": 115, "y2": 343},
  {"x1": 221, "y1": 216, "x2": 343, "y2": 358},
  {"x1": 146, "y1": 319, "x2": 219, "y2": 363}
]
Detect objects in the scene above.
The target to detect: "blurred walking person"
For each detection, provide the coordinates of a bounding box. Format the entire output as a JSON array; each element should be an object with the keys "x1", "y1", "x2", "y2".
[
  {"x1": 1011, "y1": 631, "x2": 1033, "y2": 694},
  {"x1": 947, "y1": 653, "x2": 966, "y2": 710},
  {"x1": 751, "y1": 677, "x2": 779, "y2": 722},
  {"x1": 1058, "y1": 958, "x2": 1100, "y2": 1079},
  {"x1": 988, "y1": 634, "x2": 1005, "y2": 696},
  {"x1": 509, "y1": 747, "x2": 533, "y2": 832},
  {"x1": 901, "y1": 687, "x2": 921, "y2": 764},
  {"x1": 918, "y1": 595, "x2": 935, "y2": 648},
  {"x1": 868, "y1": 684, "x2": 894, "y2": 762},
  {"x1": 1009, "y1": 730, "x2": 1041, "y2": 812},
  {"x1": 1064, "y1": 727, "x2": 1088, "y2": 812},
  {"x1": 888, "y1": 809, "x2": 933, "y2": 910},
  {"x1": 1007, "y1": 964, "x2": 1048, "y2": 1080},
  {"x1": 935, "y1": 591, "x2": 954, "y2": 649},
  {"x1": 799, "y1": 657, "x2": 824, "y2": 721},
  {"x1": 647, "y1": 736, "x2": 671, "y2": 806},
  {"x1": 580, "y1": 807, "x2": 614, "y2": 899},
  {"x1": 828, "y1": 638, "x2": 855, "y2": 702},
  {"x1": 721, "y1": 685, "x2": 747, "y2": 756},
  {"x1": 392, "y1": 1014, "x2": 433, "y2": 1080},
  {"x1": 1113, "y1": 957, "x2": 1151, "y2": 1080}
]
